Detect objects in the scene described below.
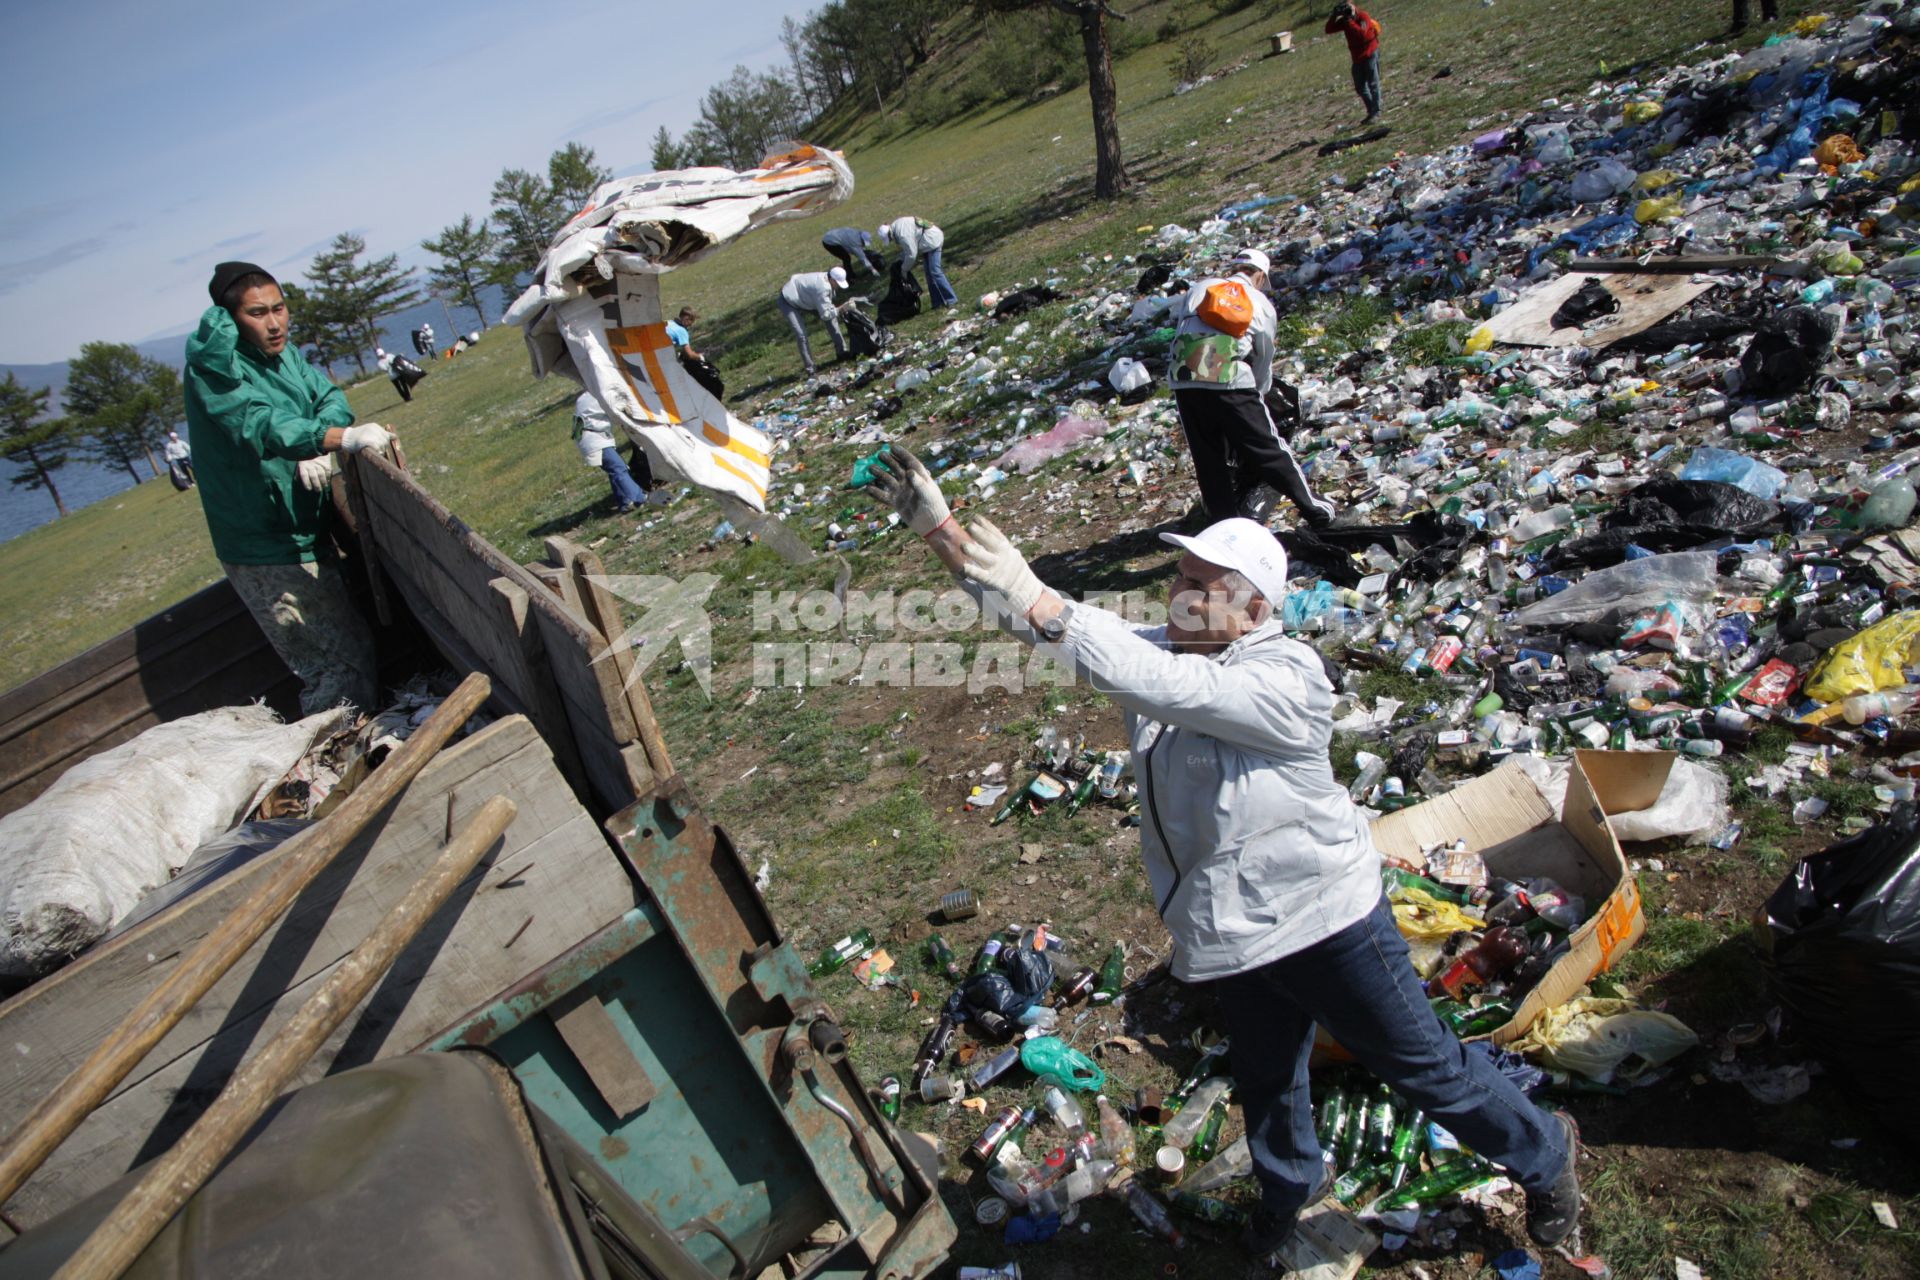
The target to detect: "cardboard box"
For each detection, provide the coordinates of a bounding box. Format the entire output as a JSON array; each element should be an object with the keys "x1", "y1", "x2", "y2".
[{"x1": 1367, "y1": 749, "x2": 1663, "y2": 1045}]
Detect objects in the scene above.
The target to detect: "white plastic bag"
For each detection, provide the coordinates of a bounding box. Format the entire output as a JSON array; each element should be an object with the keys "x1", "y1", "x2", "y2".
[
  {"x1": 1108, "y1": 357, "x2": 1151, "y2": 394},
  {"x1": 1569, "y1": 158, "x2": 1637, "y2": 203},
  {"x1": 1513, "y1": 551, "x2": 1719, "y2": 628},
  {"x1": 0, "y1": 705, "x2": 347, "y2": 976},
  {"x1": 1607, "y1": 759, "x2": 1729, "y2": 842}
]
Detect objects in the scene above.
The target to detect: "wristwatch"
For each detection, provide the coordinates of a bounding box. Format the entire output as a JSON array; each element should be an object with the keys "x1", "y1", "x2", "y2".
[{"x1": 1036, "y1": 609, "x2": 1068, "y2": 643}]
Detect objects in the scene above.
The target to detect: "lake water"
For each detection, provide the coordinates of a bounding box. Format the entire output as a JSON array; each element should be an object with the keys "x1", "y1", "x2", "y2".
[{"x1": 0, "y1": 286, "x2": 504, "y2": 545}]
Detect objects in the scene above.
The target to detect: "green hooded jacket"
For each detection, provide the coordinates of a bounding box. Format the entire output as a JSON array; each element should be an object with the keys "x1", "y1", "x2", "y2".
[{"x1": 183, "y1": 304, "x2": 352, "y2": 564}]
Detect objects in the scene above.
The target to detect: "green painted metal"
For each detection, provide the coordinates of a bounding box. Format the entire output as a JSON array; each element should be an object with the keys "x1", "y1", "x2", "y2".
[{"x1": 426, "y1": 783, "x2": 955, "y2": 1279}]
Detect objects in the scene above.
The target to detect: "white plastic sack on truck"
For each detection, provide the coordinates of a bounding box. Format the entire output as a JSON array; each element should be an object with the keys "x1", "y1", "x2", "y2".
[{"x1": 0, "y1": 705, "x2": 348, "y2": 977}]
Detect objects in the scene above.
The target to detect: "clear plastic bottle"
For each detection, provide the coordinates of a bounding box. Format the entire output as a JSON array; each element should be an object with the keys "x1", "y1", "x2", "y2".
[
  {"x1": 1043, "y1": 1086, "x2": 1087, "y2": 1140},
  {"x1": 1162, "y1": 1076, "x2": 1232, "y2": 1148},
  {"x1": 1094, "y1": 1095, "x2": 1136, "y2": 1165},
  {"x1": 1183, "y1": 1135, "x2": 1252, "y2": 1193},
  {"x1": 1842, "y1": 690, "x2": 1916, "y2": 725}
]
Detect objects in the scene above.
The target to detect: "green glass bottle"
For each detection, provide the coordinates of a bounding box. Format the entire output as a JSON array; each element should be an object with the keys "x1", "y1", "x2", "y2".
[
  {"x1": 1091, "y1": 942, "x2": 1127, "y2": 1004},
  {"x1": 927, "y1": 934, "x2": 962, "y2": 981},
  {"x1": 1191, "y1": 1104, "x2": 1227, "y2": 1163},
  {"x1": 1456, "y1": 1001, "x2": 1515, "y2": 1038},
  {"x1": 1381, "y1": 1156, "x2": 1497, "y2": 1209},
  {"x1": 1388, "y1": 1109, "x2": 1425, "y2": 1188},
  {"x1": 807, "y1": 927, "x2": 875, "y2": 977},
  {"x1": 1333, "y1": 1160, "x2": 1392, "y2": 1206},
  {"x1": 1363, "y1": 1086, "x2": 1397, "y2": 1162},
  {"x1": 1337, "y1": 1091, "x2": 1368, "y2": 1171},
  {"x1": 1382, "y1": 866, "x2": 1472, "y2": 906},
  {"x1": 1315, "y1": 1083, "x2": 1351, "y2": 1159},
  {"x1": 1171, "y1": 1191, "x2": 1248, "y2": 1226}
]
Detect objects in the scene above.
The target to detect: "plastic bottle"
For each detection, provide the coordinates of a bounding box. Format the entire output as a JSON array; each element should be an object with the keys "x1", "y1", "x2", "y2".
[
  {"x1": 1162, "y1": 1076, "x2": 1232, "y2": 1148},
  {"x1": 1842, "y1": 691, "x2": 1917, "y2": 725},
  {"x1": 1094, "y1": 1095, "x2": 1136, "y2": 1165},
  {"x1": 1042, "y1": 1086, "x2": 1087, "y2": 1140},
  {"x1": 1029, "y1": 1158, "x2": 1117, "y2": 1214},
  {"x1": 1121, "y1": 1181, "x2": 1186, "y2": 1247},
  {"x1": 1184, "y1": 1135, "x2": 1252, "y2": 1193}
]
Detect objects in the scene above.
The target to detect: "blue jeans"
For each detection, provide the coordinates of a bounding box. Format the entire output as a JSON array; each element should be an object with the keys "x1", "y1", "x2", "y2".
[
  {"x1": 1209, "y1": 896, "x2": 1568, "y2": 1217},
  {"x1": 922, "y1": 246, "x2": 958, "y2": 308},
  {"x1": 1351, "y1": 54, "x2": 1382, "y2": 117},
  {"x1": 601, "y1": 447, "x2": 645, "y2": 509}
]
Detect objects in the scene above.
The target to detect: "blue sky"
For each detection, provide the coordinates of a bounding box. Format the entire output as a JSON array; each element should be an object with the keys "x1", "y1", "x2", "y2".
[{"x1": 0, "y1": 0, "x2": 814, "y2": 364}]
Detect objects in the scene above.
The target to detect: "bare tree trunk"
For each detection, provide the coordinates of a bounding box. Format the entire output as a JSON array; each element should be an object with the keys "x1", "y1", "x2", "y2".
[
  {"x1": 26, "y1": 446, "x2": 67, "y2": 517},
  {"x1": 1068, "y1": 2, "x2": 1129, "y2": 199},
  {"x1": 121, "y1": 457, "x2": 142, "y2": 483},
  {"x1": 144, "y1": 446, "x2": 163, "y2": 478}
]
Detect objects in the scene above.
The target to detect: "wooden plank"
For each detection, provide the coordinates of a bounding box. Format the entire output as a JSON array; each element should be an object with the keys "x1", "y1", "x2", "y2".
[
  {"x1": 1484, "y1": 271, "x2": 1716, "y2": 349},
  {"x1": 0, "y1": 582, "x2": 298, "y2": 819},
  {"x1": 1569, "y1": 254, "x2": 1809, "y2": 277},
  {"x1": 564, "y1": 542, "x2": 673, "y2": 783},
  {"x1": 487, "y1": 578, "x2": 591, "y2": 794},
  {"x1": 547, "y1": 987, "x2": 656, "y2": 1118},
  {"x1": 0, "y1": 715, "x2": 635, "y2": 1228},
  {"x1": 339, "y1": 453, "x2": 393, "y2": 628}
]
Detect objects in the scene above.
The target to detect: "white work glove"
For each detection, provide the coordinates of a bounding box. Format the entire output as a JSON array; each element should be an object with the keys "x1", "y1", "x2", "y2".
[
  {"x1": 340, "y1": 424, "x2": 394, "y2": 454},
  {"x1": 296, "y1": 453, "x2": 339, "y2": 492},
  {"x1": 865, "y1": 443, "x2": 951, "y2": 536},
  {"x1": 961, "y1": 518, "x2": 1047, "y2": 617}
]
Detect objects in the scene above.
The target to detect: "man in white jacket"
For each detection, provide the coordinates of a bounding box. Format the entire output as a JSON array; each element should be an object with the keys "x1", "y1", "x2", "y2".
[
  {"x1": 863, "y1": 443, "x2": 1583, "y2": 1260},
  {"x1": 776, "y1": 265, "x2": 849, "y2": 377},
  {"x1": 878, "y1": 215, "x2": 957, "y2": 309}
]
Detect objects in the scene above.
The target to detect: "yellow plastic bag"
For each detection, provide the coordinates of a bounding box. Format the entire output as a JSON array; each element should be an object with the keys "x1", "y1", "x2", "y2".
[
  {"x1": 1634, "y1": 195, "x2": 1684, "y2": 224},
  {"x1": 1464, "y1": 325, "x2": 1494, "y2": 355},
  {"x1": 1623, "y1": 100, "x2": 1664, "y2": 125},
  {"x1": 1633, "y1": 168, "x2": 1680, "y2": 192},
  {"x1": 1391, "y1": 888, "x2": 1487, "y2": 940},
  {"x1": 1791, "y1": 13, "x2": 1833, "y2": 35},
  {"x1": 1820, "y1": 248, "x2": 1863, "y2": 276},
  {"x1": 1804, "y1": 610, "x2": 1920, "y2": 702},
  {"x1": 1508, "y1": 996, "x2": 1699, "y2": 1083}
]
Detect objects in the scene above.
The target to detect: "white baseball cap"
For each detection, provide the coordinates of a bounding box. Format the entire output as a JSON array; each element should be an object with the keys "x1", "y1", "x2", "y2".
[
  {"x1": 828, "y1": 265, "x2": 849, "y2": 288},
  {"x1": 1229, "y1": 248, "x2": 1272, "y2": 276},
  {"x1": 876, "y1": 223, "x2": 893, "y2": 243},
  {"x1": 1160, "y1": 517, "x2": 1290, "y2": 607}
]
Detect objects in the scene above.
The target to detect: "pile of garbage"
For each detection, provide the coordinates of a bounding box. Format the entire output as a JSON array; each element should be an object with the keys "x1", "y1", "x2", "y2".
[{"x1": 753, "y1": 8, "x2": 1920, "y2": 1270}]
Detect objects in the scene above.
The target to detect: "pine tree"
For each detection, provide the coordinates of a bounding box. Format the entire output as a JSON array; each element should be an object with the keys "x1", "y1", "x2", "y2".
[
  {"x1": 489, "y1": 169, "x2": 564, "y2": 287},
  {"x1": 0, "y1": 373, "x2": 70, "y2": 518},
  {"x1": 304, "y1": 233, "x2": 422, "y2": 372},
  {"x1": 421, "y1": 215, "x2": 500, "y2": 328},
  {"x1": 548, "y1": 143, "x2": 611, "y2": 215},
  {"x1": 63, "y1": 343, "x2": 181, "y2": 482}
]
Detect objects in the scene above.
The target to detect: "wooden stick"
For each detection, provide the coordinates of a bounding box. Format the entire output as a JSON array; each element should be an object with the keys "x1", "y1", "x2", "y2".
[
  {"x1": 51, "y1": 794, "x2": 517, "y2": 1280},
  {"x1": 0, "y1": 672, "x2": 492, "y2": 1207},
  {"x1": 568, "y1": 546, "x2": 676, "y2": 782}
]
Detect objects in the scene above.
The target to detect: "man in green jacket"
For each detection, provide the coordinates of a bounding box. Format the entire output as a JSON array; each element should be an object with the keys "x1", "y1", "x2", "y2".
[{"x1": 184, "y1": 261, "x2": 395, "y2": 714}]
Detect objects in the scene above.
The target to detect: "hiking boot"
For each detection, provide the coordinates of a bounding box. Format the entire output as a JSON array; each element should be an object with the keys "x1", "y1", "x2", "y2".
[
  {"x1": 1526, "y1": 1111, "x2": 1583, "y2": 1247},
  {"x1": 1240, "y1": 1168, "x2": 1333, "y2": 1261}
]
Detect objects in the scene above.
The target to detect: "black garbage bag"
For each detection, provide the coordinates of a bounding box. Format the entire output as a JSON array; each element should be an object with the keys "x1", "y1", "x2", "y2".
[
  {"x1": 168, "y1": 460, "x2": 193, "y2": 491},
  {"x1": 1550, "y1": 277, "x2": 1620, "y2": 330},
  {"x1": 946, "y1": 944, "x2": 1055, "y2": 1033},
  {"x1": 993, "y1": 285, "x2": 1062, "y2": 319},
  {"x1": 1739, "y1": 304, "x2": 1837, "y2": 397},
  {"x1": 678, "y1": 350, "x2": 726, "y2": 399},
  {"x1": 1136, "y1": 262, "x2": 1175, "y2": 295},
  {"x1": 1278, "y1": 512, "x2": 1475, "y2": 587},
  {"x1": 1547, "y1": 477, "x2": 1782, "y2": 570},
  {"x1": 840, "y1": 303, "x2": 888, "y2": 359},
  {"x1": 879, "y1": 263, "x2": 922, "y2": 326},
  {"x1": 1761, "y1": 803, "x2": 1920, "y2": 1131},
  {"x1": 1610, "y1": 308, "x2": 1763, "y2": 354}
]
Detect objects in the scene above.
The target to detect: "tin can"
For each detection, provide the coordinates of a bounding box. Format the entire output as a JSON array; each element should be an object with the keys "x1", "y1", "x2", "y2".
[{"x1": 939, "y1": 888, "x2": 981, "y2": 922}]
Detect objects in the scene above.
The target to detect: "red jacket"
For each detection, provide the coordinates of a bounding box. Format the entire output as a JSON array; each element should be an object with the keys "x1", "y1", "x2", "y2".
[{"x1": 1326, "y1": 9, "x2": 1382, "y2": 60}]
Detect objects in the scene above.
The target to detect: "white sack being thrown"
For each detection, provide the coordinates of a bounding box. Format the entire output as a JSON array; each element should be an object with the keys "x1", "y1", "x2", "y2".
[
  {"x1": 505, "y1": 144, "x2": 855, "y2": 514},
  {"x1": 0, "y1": 704, "x2": 347, "y2": 977}
]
